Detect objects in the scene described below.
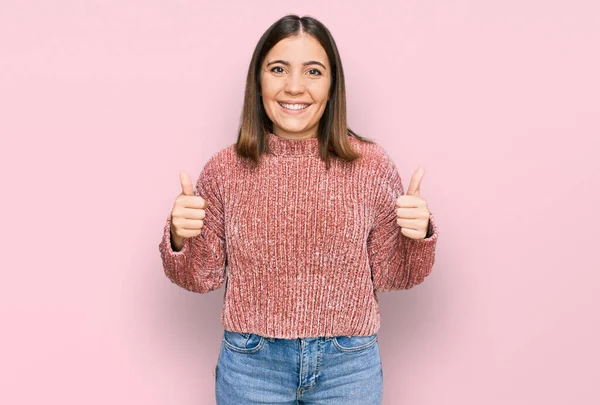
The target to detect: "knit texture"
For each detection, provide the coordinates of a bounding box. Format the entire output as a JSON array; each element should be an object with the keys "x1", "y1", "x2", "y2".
[{"x1": 159, "y1": 133, "x2": 439, "y2": 339}]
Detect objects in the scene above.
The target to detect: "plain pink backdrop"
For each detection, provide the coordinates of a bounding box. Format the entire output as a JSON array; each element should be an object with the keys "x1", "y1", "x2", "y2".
[{"x1": 1, "y1": 1, "x2": 598, "y2": 404}]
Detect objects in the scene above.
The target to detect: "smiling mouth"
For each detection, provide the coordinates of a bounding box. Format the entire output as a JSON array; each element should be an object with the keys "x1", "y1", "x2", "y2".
[{"x1": 277, "y1": 102, "x2": 311, "y2": 111}]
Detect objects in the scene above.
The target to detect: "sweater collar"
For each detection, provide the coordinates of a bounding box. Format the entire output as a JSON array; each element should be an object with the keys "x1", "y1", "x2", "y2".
[{"x1": 267, "y1": 132, "x2": 320, "y2": 157}]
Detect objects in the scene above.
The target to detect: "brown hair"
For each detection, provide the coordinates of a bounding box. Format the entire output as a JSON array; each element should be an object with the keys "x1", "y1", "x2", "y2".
[{"x1": 235, "y1": 14, "x2": 375, "y2": 169}]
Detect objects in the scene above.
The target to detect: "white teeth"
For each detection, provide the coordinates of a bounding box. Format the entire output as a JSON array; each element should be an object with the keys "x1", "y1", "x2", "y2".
[{"x1": 279, "y1": 102, "x2": 309, "y2": 110}]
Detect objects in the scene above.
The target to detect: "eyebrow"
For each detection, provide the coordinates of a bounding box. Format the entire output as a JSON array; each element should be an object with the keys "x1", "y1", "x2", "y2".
[{"x1": 266, "y1": 59, "x2": 327, "y2": 70}]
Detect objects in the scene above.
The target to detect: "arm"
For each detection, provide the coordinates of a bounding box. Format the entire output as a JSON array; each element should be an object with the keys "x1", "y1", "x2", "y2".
[
  {"x1": 367, "y1": 159, "x2": 439, "y2": 292},
  {"x1": 158, "y1": 157, "x2": 227, "y2": 293}
]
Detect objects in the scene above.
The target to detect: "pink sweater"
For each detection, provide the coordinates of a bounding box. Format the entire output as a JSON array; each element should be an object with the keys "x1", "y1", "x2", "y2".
[{"x1": 159, "y1": 133, "x2": 439, "y2": 339}]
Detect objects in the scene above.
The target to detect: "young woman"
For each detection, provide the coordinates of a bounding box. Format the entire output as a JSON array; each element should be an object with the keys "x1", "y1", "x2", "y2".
[{"x1": 159, "y1": 14, "x2": 439, "y2": 405}]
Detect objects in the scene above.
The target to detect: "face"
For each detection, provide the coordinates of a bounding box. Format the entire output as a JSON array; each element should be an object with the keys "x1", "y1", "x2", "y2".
[{"x1": 260, "y1": 34, "x2": 331, "y2": 140}]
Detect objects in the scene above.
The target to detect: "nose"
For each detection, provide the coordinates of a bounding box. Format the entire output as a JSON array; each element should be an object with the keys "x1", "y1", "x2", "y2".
[{"x1": 284, "y1": 71, "x2": 305, "y2": 95}]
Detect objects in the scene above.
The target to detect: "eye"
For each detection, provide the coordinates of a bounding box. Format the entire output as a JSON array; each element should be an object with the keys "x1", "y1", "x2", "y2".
[
  {"x1": 270, "y1": 66, "x2": 285, "y2": 74},
  {"x1": 308, "y1": 68, "x2": 322, "y2": 76}
]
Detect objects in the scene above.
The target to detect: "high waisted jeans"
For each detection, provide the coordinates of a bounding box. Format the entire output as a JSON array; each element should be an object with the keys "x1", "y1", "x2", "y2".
[{"x1": 215, "y1": 329, "x2": 383, "y2": 404}]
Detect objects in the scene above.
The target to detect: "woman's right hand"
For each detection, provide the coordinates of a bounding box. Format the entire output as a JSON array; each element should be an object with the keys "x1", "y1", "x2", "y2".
[{"x1": 169, "y1": 171, "x2": 207, "y2": 251}]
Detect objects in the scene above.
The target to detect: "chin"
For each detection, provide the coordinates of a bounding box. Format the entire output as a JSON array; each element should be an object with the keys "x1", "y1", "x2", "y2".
[{"x1": 276, "y1": 123, "x2": 307, "y2": 133}]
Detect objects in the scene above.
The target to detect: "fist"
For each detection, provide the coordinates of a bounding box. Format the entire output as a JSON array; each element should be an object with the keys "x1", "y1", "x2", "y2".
[
  {"x1": 396, "y1": 167, "x2": 431, "y2": 240},
  {"x1": 170, "y1": 171, "x2": 207, "y2": 242}
]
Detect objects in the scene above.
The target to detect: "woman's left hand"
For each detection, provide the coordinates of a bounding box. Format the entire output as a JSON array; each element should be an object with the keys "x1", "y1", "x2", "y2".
[{"x1": 395, "y1": 167, "x2": 431, "y2": 240}]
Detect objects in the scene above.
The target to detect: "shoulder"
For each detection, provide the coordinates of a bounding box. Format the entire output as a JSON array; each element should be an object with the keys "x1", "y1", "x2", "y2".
[
  {"x1": 347, "y1": 135, "x2": 397, "y2": 173},
  {"x1": 194, "y1": 144, "x2": 237, "y2": 192},
  {"x1": 205, "y1": 142, "x2": 236, "y2": 164},
  {"x1": 201, "y1": 142, "x2": 238, "y2": 172},
  {"x1": 349, "y1": 136, "x2": 405, "y2": 200}
]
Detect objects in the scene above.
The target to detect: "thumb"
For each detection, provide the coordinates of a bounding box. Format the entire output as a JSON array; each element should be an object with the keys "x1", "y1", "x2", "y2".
[
  {"x1": 179, "y1": 171, "x2": 194, "y2": 196},
  {"x1": 406, "y1": 167, "x2": 425, "y2": 196}
]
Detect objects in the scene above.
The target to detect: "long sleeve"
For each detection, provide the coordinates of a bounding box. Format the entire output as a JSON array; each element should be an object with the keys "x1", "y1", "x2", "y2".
[
  {"x1": 367, "y1": 157, "x2": 439, "y2": 292},
  {"x1": 158, "y1": 156, "x2": 227, "y2": 293}
]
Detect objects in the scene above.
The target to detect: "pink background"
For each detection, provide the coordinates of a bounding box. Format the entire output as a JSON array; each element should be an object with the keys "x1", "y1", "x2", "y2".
[{"x1": 1, "y1": 1, "x2": 599, "y2": 404}]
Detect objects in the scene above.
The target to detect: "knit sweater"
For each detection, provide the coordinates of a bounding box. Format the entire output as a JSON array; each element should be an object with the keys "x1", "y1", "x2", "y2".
[{"x1": 158, "y1": 132, "x2": 439, "y2": 339}]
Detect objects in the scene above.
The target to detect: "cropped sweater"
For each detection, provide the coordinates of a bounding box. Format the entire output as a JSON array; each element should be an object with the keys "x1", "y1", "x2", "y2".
[{"x1": 158, "y1": 132, "x2": 439, "y2": 339}]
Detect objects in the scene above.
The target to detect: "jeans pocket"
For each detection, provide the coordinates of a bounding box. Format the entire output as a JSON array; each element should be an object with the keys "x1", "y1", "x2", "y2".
[
  {"x1": 332, "y1": 333, "x2": 378, "y2": 353},
  {"x1": 222, "y1": 329, "x2": 265, "y2": 354}
]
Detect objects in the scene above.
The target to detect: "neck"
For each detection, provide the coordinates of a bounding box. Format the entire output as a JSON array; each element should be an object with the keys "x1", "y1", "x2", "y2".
[
  {"x1": 272, "y1": 129, "x2": 318, "y2": 141},
  {"x1": 266, "y1": 132, "x2": 320, "y2": 157}
]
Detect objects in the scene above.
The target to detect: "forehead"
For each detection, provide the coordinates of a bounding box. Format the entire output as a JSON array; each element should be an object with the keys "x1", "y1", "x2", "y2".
[{"x1": 264, "y1": 34, "x2": 329, "y2": 66}]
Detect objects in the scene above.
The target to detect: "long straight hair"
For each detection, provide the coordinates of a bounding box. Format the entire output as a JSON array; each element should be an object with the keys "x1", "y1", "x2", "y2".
[{"x1": 235, "y1": 14, "x2": 374, "y2": 169}]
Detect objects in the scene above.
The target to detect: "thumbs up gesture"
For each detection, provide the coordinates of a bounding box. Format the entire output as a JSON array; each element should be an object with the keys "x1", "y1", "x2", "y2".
[
  {"x1": 169, "y1": 171, "x2": 207, "y2": 250},
  {"x1": 396, "y1": 167, "x2": 431, "y2": 240}
]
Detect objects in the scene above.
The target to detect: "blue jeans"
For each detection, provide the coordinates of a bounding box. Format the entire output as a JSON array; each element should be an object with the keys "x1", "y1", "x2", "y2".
[{"x1": 215, "y1": 329, "x2": 383, "y2": 404}]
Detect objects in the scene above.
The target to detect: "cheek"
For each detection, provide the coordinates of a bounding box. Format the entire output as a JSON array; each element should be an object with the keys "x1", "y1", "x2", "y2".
[
  {"x1": 260, "y1": 81, "x2": 276, "y2": 113},
  {"x1": 309, "y1": 81, "x2": 331, "y2": 103},
  {"x1": 262, "y1": 100, "x2": 276, "y2": 122},
  {"x1": 260, "y1": 76, "x2": 279, "y2": 99}
]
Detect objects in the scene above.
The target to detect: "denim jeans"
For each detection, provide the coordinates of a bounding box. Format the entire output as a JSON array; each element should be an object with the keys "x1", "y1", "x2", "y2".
[{"x1": 215, "y1": 329, "x2": 383, "y2": 404}]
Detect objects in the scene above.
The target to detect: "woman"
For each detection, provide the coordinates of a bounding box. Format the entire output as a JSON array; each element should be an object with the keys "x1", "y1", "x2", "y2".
[{"x1": 159, "y1": 14, "x2": 439, "y2": 405}]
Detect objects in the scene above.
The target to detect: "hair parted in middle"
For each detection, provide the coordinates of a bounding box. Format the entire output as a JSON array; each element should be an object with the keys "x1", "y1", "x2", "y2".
[{"x1": 235, "y1": 14, "x2": 375, "y2": 170}]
